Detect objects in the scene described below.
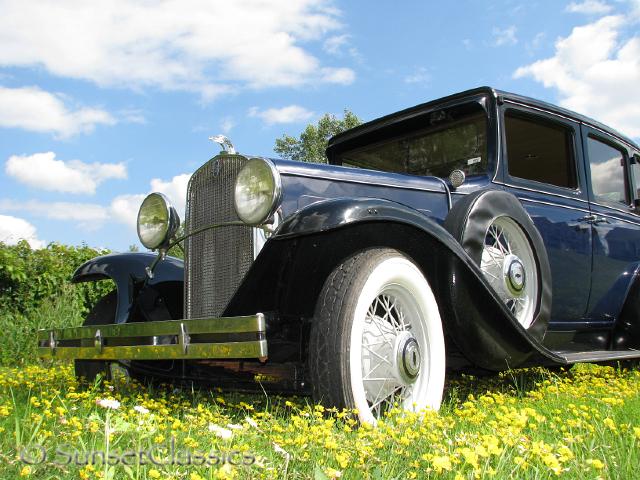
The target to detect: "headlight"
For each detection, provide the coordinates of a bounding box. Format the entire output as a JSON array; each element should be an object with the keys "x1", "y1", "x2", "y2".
[
  {"x1": 234, "y1": 158, "x2": 281, "y2": 225},
  {"x1": 137, "y1": 193, "x2": 180, "y2": 250}
]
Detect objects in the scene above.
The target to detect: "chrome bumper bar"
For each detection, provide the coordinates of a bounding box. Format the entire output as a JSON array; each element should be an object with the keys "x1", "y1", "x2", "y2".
[{"x1": 38, "y1": 314, "x2": 267, "y2": 361}]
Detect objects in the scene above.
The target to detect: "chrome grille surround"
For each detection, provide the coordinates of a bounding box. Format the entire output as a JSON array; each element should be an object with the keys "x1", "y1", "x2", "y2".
[{"x1": 185, "y1": 154, "x2": 254, "y2": 319}]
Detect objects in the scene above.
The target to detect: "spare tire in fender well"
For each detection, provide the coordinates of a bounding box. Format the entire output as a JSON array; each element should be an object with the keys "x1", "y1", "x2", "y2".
[{"x1": 443, "y1": 189, "x2": 551, "y2": 340}]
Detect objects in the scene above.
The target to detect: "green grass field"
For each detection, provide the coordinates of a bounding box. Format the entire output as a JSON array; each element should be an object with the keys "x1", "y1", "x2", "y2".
[{"x1": 1, "y1": 361, "x2": 638, "y2": 479}]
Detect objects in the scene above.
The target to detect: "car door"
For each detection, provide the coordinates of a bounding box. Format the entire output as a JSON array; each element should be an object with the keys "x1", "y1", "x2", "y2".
[
  {"x1": 582, "y1": 126, "x2": 640, "y2": 324},
  {"x1": 498, "y1": 104, "x2": 592, "y2": 325}
]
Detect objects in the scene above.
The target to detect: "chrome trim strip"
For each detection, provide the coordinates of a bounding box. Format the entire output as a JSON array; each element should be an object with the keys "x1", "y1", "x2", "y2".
[
  {"x1": 280, "y1": 171, "x2": 446, "y2": 195},
  {"x1": 590, "y1": 203, "x2": 640, "y2": 226},
  {"x1": 503, "y1": 99, "x2": 576, "y2": 123},
  {"x1": 493, "y1": 181, "x2": 589, "y2": 204},
  {"x1": 518, "y1": 196, "x2": 591, "y2": 214}
]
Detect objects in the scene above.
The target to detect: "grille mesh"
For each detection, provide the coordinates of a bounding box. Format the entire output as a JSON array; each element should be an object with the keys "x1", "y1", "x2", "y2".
[{"x1": 184, "y1": 155, "x2": 254, "y2": 319}]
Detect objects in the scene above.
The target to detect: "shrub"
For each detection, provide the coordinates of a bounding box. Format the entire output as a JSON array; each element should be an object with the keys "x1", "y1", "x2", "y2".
[{"x1": 0, "y1": 241, "x2": 114, "y2": 365}]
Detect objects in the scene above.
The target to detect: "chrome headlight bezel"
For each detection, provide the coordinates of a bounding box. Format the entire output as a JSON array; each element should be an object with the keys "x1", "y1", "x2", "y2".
[
  {"x1": 136, "y1": 192, "x2": 181, "y2": 250},
  {"x1": 233, "y1": 158, "x2": 282, "y2": 225}
]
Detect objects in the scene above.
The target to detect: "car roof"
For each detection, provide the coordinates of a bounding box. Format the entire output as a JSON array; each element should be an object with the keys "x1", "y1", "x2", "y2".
[{"x1": 326, "y1": 86, "x2": 639, "y2": 159}]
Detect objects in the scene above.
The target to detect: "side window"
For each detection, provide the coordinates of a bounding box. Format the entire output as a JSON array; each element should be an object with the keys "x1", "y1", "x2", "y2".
[
  {"x1": 586, "y1": 136, "x2": 628, "y2": 206},
  {"x1": 505, "y1": 112, "x2": 577, "y2": 189}
]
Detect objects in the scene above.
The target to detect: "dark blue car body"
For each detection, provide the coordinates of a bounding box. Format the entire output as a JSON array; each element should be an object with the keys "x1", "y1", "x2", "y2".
[{"x1": 61, "y1": 87, "x2": 640, "y2": 392}]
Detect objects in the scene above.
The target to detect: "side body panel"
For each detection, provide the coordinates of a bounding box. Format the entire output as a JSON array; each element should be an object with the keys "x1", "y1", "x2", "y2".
[
  {"x1": 495, "y1": 101, "x2": 594, "y2": 327},
  {"x1": 581, "y1": 125, "x2": 640, "y2": 325}
]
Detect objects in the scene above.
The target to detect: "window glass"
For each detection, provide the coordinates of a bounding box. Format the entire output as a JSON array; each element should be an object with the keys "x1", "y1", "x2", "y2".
[
  {"x1": 505, "y1": 112, "x2": 577, "y2": 189},
  {"x1": 338, "y1": 103, "x2": 487, "y2": 178},
  {"x1": 587, "y1": 137, "x2": 628, "y2": 206}
]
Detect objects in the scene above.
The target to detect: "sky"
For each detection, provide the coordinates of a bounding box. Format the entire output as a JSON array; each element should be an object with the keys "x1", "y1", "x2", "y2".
[{"x1": 0, "y1": 0, "x2": 639, "y2": 251}]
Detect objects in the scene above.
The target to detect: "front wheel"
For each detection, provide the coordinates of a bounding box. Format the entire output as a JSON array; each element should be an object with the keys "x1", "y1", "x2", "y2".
[{"x1": 308, "y1": 249, "x2": 446, "y2": 424}]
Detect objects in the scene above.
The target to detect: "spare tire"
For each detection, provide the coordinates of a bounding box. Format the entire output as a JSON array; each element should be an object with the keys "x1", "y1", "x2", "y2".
[{"x1": 443, "y1": 189, "x2": 551, "y2": 341}]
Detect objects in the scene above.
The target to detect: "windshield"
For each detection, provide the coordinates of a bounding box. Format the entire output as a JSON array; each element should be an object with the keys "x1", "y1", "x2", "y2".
[{"x1": 338, "y1": 102, "x2": 488, "y2": 178}]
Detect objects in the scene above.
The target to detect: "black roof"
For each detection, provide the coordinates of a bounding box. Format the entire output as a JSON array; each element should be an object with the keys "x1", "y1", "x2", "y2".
[{"x1": 326, "y1": 86, "x2": 639, "y2": 160}]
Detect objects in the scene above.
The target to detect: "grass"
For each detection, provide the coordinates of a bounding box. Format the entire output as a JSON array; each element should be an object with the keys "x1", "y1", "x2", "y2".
[
  {"x1": 0, "y1": 362, "x2": 638, "y2": 479},
  {"x1": 0, "y1": 285, "x2": 88, "y2": 367}
]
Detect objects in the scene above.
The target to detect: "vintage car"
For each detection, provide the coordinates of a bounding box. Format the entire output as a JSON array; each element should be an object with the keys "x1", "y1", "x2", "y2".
[{"x1": 39, "y1": 86, "x2": 640, "y2": 424}]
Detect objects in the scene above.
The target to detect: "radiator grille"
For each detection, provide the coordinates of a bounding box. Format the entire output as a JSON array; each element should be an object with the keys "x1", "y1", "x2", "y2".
[{"x1": 184, "y1": 154, "x2": 254, "y2": 319}]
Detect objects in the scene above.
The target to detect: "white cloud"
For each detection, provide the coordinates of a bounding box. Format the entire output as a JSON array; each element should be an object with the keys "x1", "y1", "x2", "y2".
[
  {"x1": 0, "y1": 214, "x2": 44, "y2": 249},
  {"x1": 0, "y1": 0, "x2": 355, "y2": 97},
  {"x1": 0, "y1": 199, "x2": 109, "y2": 232},
  {"x1": 109, "y1": 194, "x2": 146, "y2": 230},
  {"x1": 220, "y1": 117, "x2": 236, "y2": 135},
  {"x1": 324, "y1": 34, "x2": 350, "y2": 55},
  {"x1": 320, "y1": 67, "x2": 356, "y2": 85},
  {"x1": 110, "y1": 173, "x2": 192, "y2": 229},
  {"x1": 514, "y1": 15, "x2": 640, "y2": 138},
  {"x1": 566, "y1": 1, "x2": 612, "y2": 14},
  {"x1": 249, "y1": 105, "x2": 315, "y2": 125},
  {"x1": 492, "y1": 26, "x2": 518, "y2": 46},
  {"x1": 0, "y1": 85, "x2": 115, "y2": 138},
  {"x1": 404, "y1": 67, "x2": 431, "y2": 84},
  {"x1": 5, "y1": 152, "x2": 126, "y2": 194},
  {"x1": 0, "y1": 173, "x2": 192, "y2": 235}
]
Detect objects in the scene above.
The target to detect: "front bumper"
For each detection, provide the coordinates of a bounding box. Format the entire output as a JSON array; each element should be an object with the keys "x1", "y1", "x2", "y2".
[{"x1": 38, "y1": 314, "x2": 267, "y2": 361}]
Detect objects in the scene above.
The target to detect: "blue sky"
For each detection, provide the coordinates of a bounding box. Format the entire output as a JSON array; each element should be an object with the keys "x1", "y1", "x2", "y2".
[{"x1": 1, "y1": 0, "x2": 639, "y2": 251}]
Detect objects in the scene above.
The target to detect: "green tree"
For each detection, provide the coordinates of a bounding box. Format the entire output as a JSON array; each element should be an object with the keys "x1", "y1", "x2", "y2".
[{"x1": 274, "y1": 109, "x2": 362, "y2": 163}]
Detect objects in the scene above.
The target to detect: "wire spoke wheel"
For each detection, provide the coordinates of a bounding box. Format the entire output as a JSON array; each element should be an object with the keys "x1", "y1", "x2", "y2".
[
  {"x1": 480, "y1": 216, "x2": 538, "y2": 329},
  {"x1": 309, "y1": 249, "x2": 446, "y2": 425}
]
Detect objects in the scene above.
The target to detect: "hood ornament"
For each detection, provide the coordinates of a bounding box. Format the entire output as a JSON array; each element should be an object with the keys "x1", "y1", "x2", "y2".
[{"x1": 209, "y1": 134, "x2": 236, "y2": 155}]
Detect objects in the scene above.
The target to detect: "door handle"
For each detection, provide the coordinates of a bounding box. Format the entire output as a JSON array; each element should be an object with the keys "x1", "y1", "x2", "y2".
[{"x1": 577, "y1": 214, "x2": 610, "y2": 224}]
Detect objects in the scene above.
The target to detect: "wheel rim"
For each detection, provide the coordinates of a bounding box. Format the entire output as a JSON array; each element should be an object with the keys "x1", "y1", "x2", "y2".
[
  {"x1": 349, "y1": 257, "x2": 445, "y2": 424},
  {"x1": 480, "y1": 216, "x2": 538, "y2": 329}
]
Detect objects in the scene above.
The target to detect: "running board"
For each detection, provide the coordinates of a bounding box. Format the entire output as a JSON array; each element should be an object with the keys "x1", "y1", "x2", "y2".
[{"x1": 553, "y1": 349, "x2": 640, "y2": 364}]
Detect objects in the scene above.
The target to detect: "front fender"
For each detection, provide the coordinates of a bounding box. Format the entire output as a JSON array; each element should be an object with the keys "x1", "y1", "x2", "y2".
[
  {"x1": 72, "y1": 252, "x2": 184, "y2": 324},
  {"x1": 228, "y1": 198, "x2": 564, "y2": 369}
]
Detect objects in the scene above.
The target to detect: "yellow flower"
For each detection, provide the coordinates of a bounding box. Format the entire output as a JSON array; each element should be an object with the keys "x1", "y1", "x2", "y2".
[
  {"x1": 149, "y1": 469, "x2": 161, "y2": 479},
  {"x1": 587, "y1": 458, "x2": 605, "y2": 470},
  {"x1": 20, "y1": 466, "x2": 32, "y2": 476},
  {"x1": 335, "y1": 452, "x2": 349, "y2": 469},
  {"x1": 432, "y1": 455, "x2": 452, "y2": 473}
]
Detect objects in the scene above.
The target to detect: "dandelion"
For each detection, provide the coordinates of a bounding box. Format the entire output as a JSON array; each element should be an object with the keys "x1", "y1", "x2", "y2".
[
  {"x1": 96, "y1": 399, "x2": 121, "y2": 410},
  {"x1": 431, "y1": 455, "x2": 452, "y2": 473},
  {"x1": 20, "y1": 465, "x2": 31, "y2": 476},
  {"x1": 587, "y1": 458, "x2": 605, "y2": 470},
  {"x1": 148, "y1": 469, "x2": 161, "y2": 479}
]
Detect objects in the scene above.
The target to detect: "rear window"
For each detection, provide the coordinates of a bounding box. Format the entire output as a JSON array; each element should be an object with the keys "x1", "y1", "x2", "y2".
[{"x1": 337, "y1": 103, "x2": 488, "y2": 178}]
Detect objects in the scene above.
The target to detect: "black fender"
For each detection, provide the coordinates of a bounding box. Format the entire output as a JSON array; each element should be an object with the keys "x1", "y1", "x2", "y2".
[
  {"x1": 72, "y1": 252, "x2": 184, "y2": 324},
  {"x1": 613, "y1": 265, "x2": 640, "y2": 350},
  {"x1": 226, "y1": 197, "x2": 564, "y2": 370}
]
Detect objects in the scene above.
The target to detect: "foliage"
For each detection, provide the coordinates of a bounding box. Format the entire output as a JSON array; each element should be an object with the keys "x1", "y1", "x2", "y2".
[
  {"x1": 274, "y1": 109, "x2": 362, "y2": 163},
  {"x1": 0, "y1": 241, "x2": 114, "y2": 365},
  {"x1": 0, "y1": 241, "x2": 114, "y2": 317},
  {"x1": 0, "y1": 363, "x2": 639, "y2": 479}
]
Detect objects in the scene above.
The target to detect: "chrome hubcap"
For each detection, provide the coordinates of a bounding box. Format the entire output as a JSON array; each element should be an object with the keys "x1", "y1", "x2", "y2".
[
  {"x1": 480, "y1": 217, "x2": 538, "y2": 329},
  {"x1": 504, "y1": 254, "x2": 526, "y2": 295},
  {"x1": 395, "y1": 331, "x2": 421, "y2": 383}
]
